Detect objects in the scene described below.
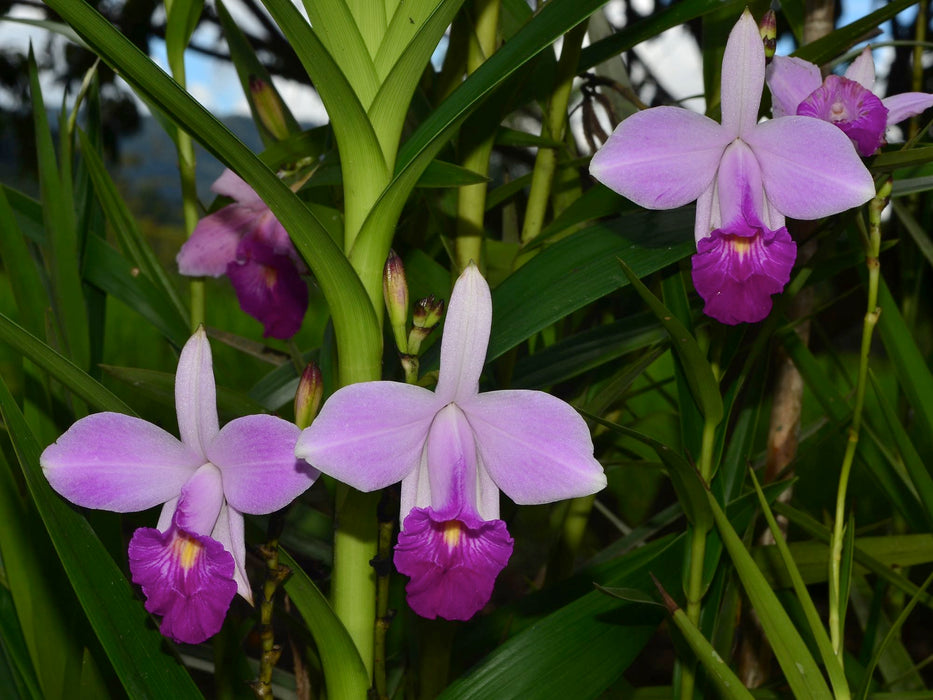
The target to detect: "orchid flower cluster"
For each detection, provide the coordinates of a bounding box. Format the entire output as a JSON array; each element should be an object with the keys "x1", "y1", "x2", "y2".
[
  {"x1": 40, "y1": 266, "x2": 605, "y2": 642},
  {"x1": 591, "y1": 10, "x2": 884, "y2": 324}
]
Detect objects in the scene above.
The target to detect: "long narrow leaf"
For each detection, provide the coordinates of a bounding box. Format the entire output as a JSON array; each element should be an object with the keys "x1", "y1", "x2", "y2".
[
  {"x1": 0, "y1": 375, "x2": 202, "y2": 698},
  {"x1": 279, "y1": 549, "x2": 369, "y2": 700},
  {"x1": 707, "y1": 492, "x2": 833, "y2": 699},
  {"x1": 0, "y1": 312, "x2": 132, "y2": 415},
  {"x1": 41, "y1": 0, "x2": 382, "y2": 385}
]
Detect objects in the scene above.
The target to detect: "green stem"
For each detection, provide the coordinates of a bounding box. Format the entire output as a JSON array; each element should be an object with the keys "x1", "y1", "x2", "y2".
[
  {"x1": 252, "y1": 512, "x2": 290, "y2": 698},
  {"x1": 372, "y1": 489, "x2": 398, "y2": 700},
  {"x1": 680, "y1": 417, "x2": 718, "y2": 700},
  {"x1": 828, "y1": 180, "x2": 890, "y2": 657},
  {"x1": 165, "y1": 29, "x2": 204, "y2": 332},
  {"x1": 332, "y1": 487, "x2": 380, "y2": 682},
  {"x1": 520, "y1": 21, "x2": 587, "y2": 245},
  {"x1": 453, "y1": 0, "x2": 500, "y2": 272}
]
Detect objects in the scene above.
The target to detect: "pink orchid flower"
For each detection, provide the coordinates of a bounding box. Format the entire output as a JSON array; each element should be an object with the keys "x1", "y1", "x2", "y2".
[
  {"x1": 590, "y1": 10, "x2": 875, "y2": 324},
  {"x1": 295, "y1": 265, "x2": 606, "y2": 620},
  {"x1": 177, "y1": 169, "x2": 308, "y2": 339},
  {"x1": 768, "y1": 47, "x2": 933, "y2": 157},
  {"x1": 41, "y1": 328, "x2": 317, "y2": 643}
]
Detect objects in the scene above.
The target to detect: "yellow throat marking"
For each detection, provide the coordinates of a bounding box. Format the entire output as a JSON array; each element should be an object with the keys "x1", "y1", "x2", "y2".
[
  {"x1": 731, "y1": 237, "x2": 752, "y2": 259},
  {"x1": 443, "y1": 521, "x2": 462, "y2": 549},
  {"x1": 173, "y1": 536, "x2": 202, "y2": 572}
]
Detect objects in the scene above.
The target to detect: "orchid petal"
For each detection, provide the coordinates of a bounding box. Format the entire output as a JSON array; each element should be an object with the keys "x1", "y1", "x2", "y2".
[
  {"x1": 175, "y1": 327, "x2": 220, "y2": 457},
  {"x1": 882, "y1": 92, "x2": 933, "y2": 125},
  {"x1": 211, "y1": 505, "x2": 252, "y2": 603},
  {"x1": 745, "y1": 116, "x2": 875, "y2": 219},
  {"x1": 156, "y1": 497, "x2": 178, "y2": 532},
  {"x1": 716, "y1": 141, "x2": 766, "y2": 228},
  {"x1": 211, "y1": 169, "x2": 265, "y2": 209},
  {"x1": 424, "y1": 404, "x2": 478, "y2": 519},
  {"x1": 295, "y1": 382, "x2": 439, "y2": 491},
  {"x1": 694, "y1": 181, "x2": 717, "y2": 243},
  {"x1": 720, "y1": 10, "x2": 765, "y2": 135},
  {"x1": 765, "y1": 56, "x2": 822, "y2": 118},
  {"x1": 590, "y1": 107, "x2": 728, "y2": 210},
  {"x1": 173, "y1": 464, "x2": 225, "y2": 535},
  {"x1": 208, "y1": 415, "x2": 315, "y2": 514},
  {"x1": 461, "y1": 390, "x2": 606, "y2": 504},
  {"x1": 176, "y1": 206, "x2": 249, "y2": 277},
  {"x1": 40, "y1": 413, "x2": 200, "y2": 512},
  {"x1": 845, "y1": 47, "x2": 876, "y2": 90},
  {"x1": 435, "y1": 265, "x2": 492, "y2": 404}
]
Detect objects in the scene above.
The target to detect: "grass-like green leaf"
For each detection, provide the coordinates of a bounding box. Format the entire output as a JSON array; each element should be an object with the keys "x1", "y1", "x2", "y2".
[
  {"x1": 77, "y1": 128, "x2": 188, "y2": 324},
  {"x1": 0, "y1": 450, "x2": 73, "y2": 700},
  {"x1": 42, "y1": 0, "x2": 382, "y2": 385},
  {"x1": 0, "y1": 375, "x2": 203, "y2": 698},
  {"x1": 794, "y1": 0, "x2": 919, "y2": 64},
  {"x1": 706, "y1": 492, "x2": 833, "y2": 699},
  {"x1": 0, "y1": 187, "x2": 48, "y2": 339},
  {"x1": 28, "y1": 52, "x2": 89, "y2": 371},
  {"x1": 616, "y1": 257, "x2": 723, "y2": 425},
  {"x1": 214, "y1": 0, "x2": 300, "y2": 147},
  {"x1": 488, "y1": 209, "x2": 695, "y2": 361},
  {"x1": 439, "y1": 538, "x2": 676, "y2": 700},
  {"x1": 279, "y1": 549, "x2": 369, "y2": 700},
  {"x1": 0, "y1": 312, "x2": 132, "y2": 415},
  {"x1": 749, "y1": 470, "x2": 849, "y2": 699}
]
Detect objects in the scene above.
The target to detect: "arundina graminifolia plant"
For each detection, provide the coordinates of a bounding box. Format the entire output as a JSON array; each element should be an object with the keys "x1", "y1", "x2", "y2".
[{"x1": 3, "y1": 0, "x2": 933, "y2": 698}]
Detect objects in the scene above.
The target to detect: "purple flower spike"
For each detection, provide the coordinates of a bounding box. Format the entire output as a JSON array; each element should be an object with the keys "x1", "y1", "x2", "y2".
[
  {"x1": 797, "y1": 76, "x2": 888, "y2": 156},
  {"x1": 768, "y1": 47, "x2": 933, "y2": 156},
  {"x1": 590, "y1": 10, "x2": 874, "y2": 323},
  {"x1": 177, "y1": 169, "x2": 309, "y2": 339},
  {"x1": 296, "y1": 265, "x2": 606, "y2": 621},
  {"x1": 41, "y1": 328, "x2": 317, "y2": 644}
]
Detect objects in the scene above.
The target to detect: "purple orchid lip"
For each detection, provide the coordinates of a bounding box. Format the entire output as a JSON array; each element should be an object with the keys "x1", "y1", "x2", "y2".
[
  {"x1": 40, "y1": 328, "x2": 318, "y2": 644},
  {"x1": 296, "y1": 265, "x2": 606, "y2": 620}
]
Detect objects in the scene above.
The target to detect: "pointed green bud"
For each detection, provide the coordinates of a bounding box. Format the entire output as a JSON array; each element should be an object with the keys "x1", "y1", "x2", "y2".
[
  {"x1": 294, "y1": 362, "x2": 324, "y2": 430},
  {"x1": 408, "y1": 295, "x2": 445, "y2": 355},
  {"x1": 250, "y1": 75, "x2": 291, "y2": 141},
  {"x1": 759, "y1": 10, "x2": 777, "y2": 63},
  {"x1": 383, "y1": 250, "x2": 410, "y2": 353}
]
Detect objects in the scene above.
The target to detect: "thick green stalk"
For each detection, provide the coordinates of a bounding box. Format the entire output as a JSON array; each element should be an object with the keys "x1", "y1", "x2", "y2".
[
  {"x1": 520, "y1": 21, "x2": 587, "y2": 245},
  {"x1": 454, "y1": 0, "x2": 500, "y2": 271},
  {"x1": 331, "y1": 487, "x2": 380, "y2": 682},
  {"x1": 828, "y1": 180, "x2": 890, "y2": 656}
]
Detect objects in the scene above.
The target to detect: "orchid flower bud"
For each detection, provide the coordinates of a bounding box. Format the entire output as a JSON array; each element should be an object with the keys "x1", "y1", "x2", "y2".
[
  {"x1": 759, "y1": 10, "x2": 777, "y2": 63},
  {"x1": 250, "y1": 75, "x2": 291, "y2": 141},
  {"x1": 383, "y1": 250, "x2": 410, "y2": 353},
  {"x1": 294, "y1": 362, "x2": 324, "y2": 430},
  {"x1": 408, "y1": 295, "x2": 445, "y2": 355}
]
